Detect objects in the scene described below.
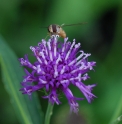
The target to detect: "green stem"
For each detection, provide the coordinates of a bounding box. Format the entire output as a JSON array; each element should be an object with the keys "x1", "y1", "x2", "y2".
[{"x1": 44, "y1": 102, "x2": 54, "y2": 124}]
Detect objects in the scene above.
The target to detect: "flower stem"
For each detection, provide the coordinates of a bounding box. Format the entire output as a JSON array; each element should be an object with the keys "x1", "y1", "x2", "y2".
[{"x1": 44, "y1": 102, "x2": 54, "y2": 124}]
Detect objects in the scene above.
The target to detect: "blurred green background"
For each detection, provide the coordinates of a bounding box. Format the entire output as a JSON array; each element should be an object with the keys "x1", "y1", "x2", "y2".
[{"x1": 0, "y1": 0, "x2": 122, "y2": 124}]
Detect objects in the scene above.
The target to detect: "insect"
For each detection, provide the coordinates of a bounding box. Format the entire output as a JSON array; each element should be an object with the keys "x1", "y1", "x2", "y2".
[{"x1": 41, "y1": 22, "x2": 87, "y2": 39}]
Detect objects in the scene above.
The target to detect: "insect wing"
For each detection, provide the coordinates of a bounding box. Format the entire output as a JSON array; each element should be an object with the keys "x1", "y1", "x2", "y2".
[{"x1": 62, "y1": 22, "x2": 87, "y2": 27}]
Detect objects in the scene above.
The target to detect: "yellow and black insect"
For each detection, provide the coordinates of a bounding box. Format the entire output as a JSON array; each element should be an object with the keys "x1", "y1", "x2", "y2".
[{"x1": 41, "y1": 22, "x2": 87, "y2": 39}]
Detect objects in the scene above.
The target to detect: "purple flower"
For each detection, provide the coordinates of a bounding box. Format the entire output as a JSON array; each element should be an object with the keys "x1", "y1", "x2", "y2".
[{"x1": 19, "y1": 37, "x2": 96, "y2": 113}]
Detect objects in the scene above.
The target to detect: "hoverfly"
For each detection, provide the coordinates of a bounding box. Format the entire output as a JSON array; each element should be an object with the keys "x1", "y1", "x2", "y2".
[{"x1": 41, "y1": 22, "x2": 87, "y2": 39}]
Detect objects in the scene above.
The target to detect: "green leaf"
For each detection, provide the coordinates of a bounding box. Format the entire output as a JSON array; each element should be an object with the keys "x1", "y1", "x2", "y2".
[{"x1": 0, "y1": 35, "x2": 44, "y2": 124}]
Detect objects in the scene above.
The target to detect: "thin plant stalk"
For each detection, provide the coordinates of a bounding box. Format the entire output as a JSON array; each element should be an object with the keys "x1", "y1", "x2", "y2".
[{"x1": 44, "y1": 102, "x2": 54, "y2": 124}]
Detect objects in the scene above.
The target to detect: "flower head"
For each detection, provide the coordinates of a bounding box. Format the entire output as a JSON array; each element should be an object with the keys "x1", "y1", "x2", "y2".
[{"x1": 19, "y1": 37, "x2": 96, "y2": 113}]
